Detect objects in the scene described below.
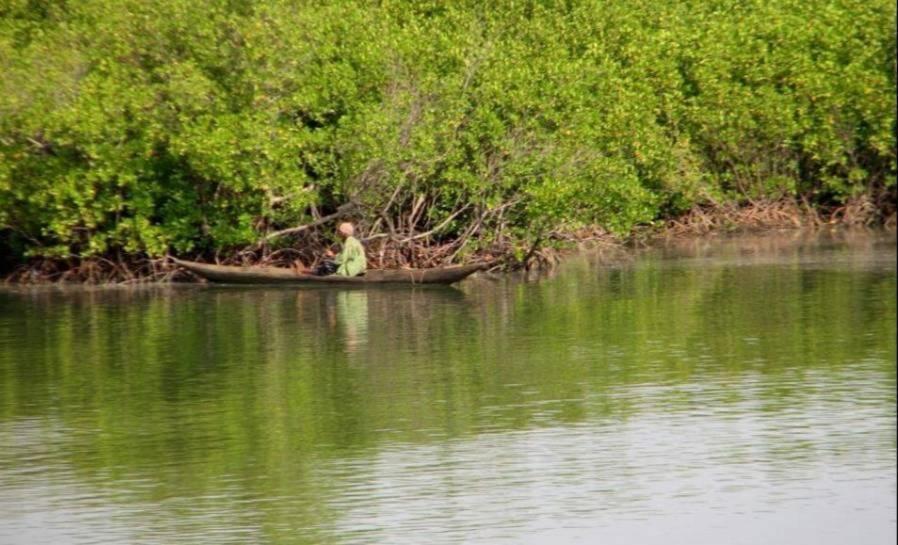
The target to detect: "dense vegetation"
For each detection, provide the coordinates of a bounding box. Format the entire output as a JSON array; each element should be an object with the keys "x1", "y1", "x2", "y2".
[{"x1": 1, "y1": 0, "x2": 895, "y2": 271}]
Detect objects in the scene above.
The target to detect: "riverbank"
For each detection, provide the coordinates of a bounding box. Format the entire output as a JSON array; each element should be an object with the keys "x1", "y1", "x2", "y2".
[{"x1": 3, "y1": 197, "x2": 894, "y2": 285}]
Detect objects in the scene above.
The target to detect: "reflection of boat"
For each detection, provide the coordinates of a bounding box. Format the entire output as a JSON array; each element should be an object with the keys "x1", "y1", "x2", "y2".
[{"x1": 173, "y1": 258, "x2": 486, "y2": 285}]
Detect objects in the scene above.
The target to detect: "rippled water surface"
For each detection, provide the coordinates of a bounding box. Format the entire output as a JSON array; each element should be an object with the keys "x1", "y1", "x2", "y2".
[{"x1": 1, "y1": 231, "x2": 895, "y2": 544}]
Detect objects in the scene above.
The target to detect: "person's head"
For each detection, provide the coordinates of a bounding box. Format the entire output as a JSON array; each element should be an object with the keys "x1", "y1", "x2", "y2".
[{"x1": 337, "y1": 222, "x2": 354, "y2": 239}]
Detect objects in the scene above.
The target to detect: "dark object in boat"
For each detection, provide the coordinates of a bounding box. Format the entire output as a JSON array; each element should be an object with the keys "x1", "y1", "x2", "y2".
[
  {"x1": 172, "y1": 258, "x2": 487, "y2": 285},
  {"x1": 313, "y1": 260, "x2": 338, "y2": 276}
]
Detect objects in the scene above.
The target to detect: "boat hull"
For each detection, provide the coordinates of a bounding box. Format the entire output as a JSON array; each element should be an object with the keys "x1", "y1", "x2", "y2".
[{"x1": 172, "y1": 259, "x2": 485, "y2": 285}]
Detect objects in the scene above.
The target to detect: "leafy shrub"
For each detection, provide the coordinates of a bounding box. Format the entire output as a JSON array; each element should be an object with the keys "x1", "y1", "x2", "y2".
[{"x1": 0, "y1": 0, "x2": 894, "y2": 262}]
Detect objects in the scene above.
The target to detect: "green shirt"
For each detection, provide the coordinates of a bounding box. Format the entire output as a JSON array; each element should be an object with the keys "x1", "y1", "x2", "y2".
[{"x1": 334, "y1": 236, "x2": 366, "y2": 277}]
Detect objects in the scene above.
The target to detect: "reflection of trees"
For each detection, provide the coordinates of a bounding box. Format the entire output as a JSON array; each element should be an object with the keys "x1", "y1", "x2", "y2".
[
  {"x1": 1, "y1": 286, "x2": 482, "y2": 543},
  {"x1": 0, "y1": 232, "x2": 894, "y2": 542}
]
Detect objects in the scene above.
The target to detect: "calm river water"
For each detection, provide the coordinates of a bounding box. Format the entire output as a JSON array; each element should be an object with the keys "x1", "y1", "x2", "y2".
[{"x1": 0, "y1": 230, "x2": 895, "y2": 545}]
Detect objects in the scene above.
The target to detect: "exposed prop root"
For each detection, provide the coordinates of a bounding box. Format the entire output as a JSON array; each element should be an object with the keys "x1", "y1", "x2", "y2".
[
  {"x1": 3, "y1": 256, "x2": 188, "y2": 285},
  {"x1": 4, "y1": 197, "x2": 894, "y2": 284},
  {"x1": 662, "y1": 199, "x2": 826, "y2": 237}
]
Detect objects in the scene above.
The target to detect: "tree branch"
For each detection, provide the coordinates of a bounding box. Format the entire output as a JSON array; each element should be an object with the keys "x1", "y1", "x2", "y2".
[
  {"x1": 259, "y1": 202, "x2": 357, "y2": 243},
  {"x1": 397, "y1": 204, "x2": 471, "y2": 243}
]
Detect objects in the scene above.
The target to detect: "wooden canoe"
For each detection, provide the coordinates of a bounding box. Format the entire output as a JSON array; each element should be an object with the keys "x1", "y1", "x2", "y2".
[{"x1": 172, "y1": 258, "x2": 486, "y2": 285}]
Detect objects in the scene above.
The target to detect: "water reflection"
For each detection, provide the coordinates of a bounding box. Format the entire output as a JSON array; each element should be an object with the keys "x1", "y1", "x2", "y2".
[
  {"x1": 335, "y1": 292, "x2": 368, "y2": 352},
  {"x1": 0, "y1": 231, "x2": 895, "y2": 544}
]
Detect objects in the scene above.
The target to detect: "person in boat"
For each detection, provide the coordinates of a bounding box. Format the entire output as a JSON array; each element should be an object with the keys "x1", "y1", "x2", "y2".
[{"x1": 314, "y1": 222, "x2": 367, "y2": 277}]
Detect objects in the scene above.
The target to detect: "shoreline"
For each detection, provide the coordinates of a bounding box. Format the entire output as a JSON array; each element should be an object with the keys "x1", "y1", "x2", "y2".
[{"x1": 3, "y1": 199, "x2": 895, "y2": 286}]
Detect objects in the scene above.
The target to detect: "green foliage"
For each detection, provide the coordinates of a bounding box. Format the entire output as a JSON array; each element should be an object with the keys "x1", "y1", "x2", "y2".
[{"x1": 0, "y1": 0, "x2": 894, "y2": 260}]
